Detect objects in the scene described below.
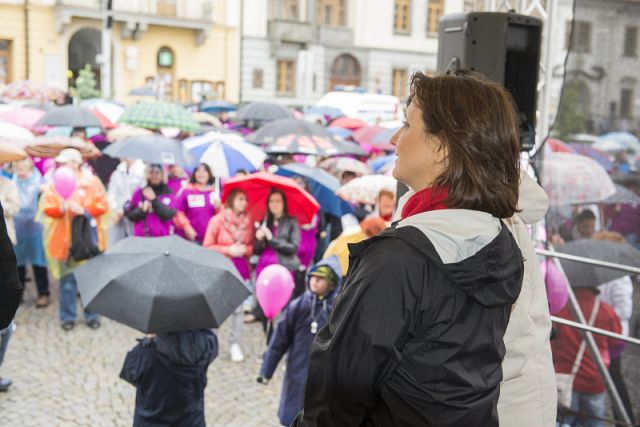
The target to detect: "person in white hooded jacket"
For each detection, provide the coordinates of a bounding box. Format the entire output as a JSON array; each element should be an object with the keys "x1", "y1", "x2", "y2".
[
  {"x1": 294, "y1": 71, "x2": 556, "y2": 427},
  {"x1": 392, "y1": 169, "x2": 557, "y2": 427}
]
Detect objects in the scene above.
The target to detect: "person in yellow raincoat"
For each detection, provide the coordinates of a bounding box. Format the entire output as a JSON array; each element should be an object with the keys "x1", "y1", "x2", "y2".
[
  {"x1": 41, "y1": 148, "x2": 109, "y2": 331},
  {"x1": 323, "y1": 216, "x2": 388, "y2": 274}
]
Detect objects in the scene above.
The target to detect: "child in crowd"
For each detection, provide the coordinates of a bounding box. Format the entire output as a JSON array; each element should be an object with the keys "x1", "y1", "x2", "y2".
[
  {"x1": 257, "y1": 256, "x2": 342, "y2": 427},
  {"x1": 120, "y1": 329, "x2": 218, "y2": 427}
]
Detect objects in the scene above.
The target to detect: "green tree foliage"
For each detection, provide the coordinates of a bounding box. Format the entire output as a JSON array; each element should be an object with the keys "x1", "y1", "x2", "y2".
[
  {"x1": 71, "y1": 64, "x2": 101, "y2": 100},
  {"x1": 554, "y1": 81, "x2": 587, "y2": 140}
]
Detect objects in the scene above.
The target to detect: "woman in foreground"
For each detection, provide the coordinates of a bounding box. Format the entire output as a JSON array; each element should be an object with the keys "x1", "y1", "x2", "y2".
[{"x1": 294, "y1": 71, "x2": 532, "y2": 426}]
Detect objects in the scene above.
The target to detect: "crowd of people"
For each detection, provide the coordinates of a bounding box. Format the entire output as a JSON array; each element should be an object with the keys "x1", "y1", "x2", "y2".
[
  {"x1": 0, "y1": 70, "x2": 638, "y2": 427},
  {"x1": 0, "y1": 122, "x2": 396, "y2": 412}
]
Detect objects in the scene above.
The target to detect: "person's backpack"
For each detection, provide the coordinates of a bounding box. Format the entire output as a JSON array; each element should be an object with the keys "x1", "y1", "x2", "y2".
[{"x1": 69, "y1": 213, "x2": 101, "y2": 261}]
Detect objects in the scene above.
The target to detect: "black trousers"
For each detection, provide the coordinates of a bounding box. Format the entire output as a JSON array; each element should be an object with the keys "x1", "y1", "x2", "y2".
[{"x1": 17, "y1": 265, "x2": 50, "y2": 296}]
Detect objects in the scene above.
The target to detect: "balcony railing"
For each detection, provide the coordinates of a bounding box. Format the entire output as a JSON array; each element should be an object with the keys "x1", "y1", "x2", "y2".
[{"x1": 56, "y1": 0, "x2": 214, "y2": 22}]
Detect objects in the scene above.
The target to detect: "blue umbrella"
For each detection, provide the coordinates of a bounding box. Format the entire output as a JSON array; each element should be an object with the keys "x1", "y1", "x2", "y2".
[
  {"x1": 200, "y1": 100, "x2": 237, "y2": 113},
  {"x1": 305, "y1": 106, "x2": 344, "y2": 120},
  {"x1": 369, "y1": 154, "x2": 396, "y2": 173},
  {"x1": 327, "y1": 127, "x2": 353, "y2": 139},
  {"x1": 45, "y1": 126, "x2": 101, "y2": 139},
  {"x1": 275, "y1": 163, "x2": 354, "y2": 218},
  {"x1": 567, "y1": 143, "x2": 613, "y2": 172}
]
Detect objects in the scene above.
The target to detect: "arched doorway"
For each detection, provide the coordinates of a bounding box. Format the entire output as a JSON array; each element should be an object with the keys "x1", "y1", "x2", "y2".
[
  {"x1": 68, "y1": 28, "x2": 102, "y2": 91},
  {"x1": 329, "y1": 54, "x2": 361, "y2": 90}
]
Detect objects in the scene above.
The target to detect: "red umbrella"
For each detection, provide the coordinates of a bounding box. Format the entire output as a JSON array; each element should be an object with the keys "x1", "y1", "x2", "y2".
[
  {"x1": 221, "y1": 172, "x2": 320, "y2": 226},
  {"x1": 329, "y1": 117, "x2": 368, "y2": 130},
  {"x1": 546, "y1": 138, "x2": 575, "y2": 153},
  {"x1": 90, "y1": 108, "x2": 117, "y2": 129}
]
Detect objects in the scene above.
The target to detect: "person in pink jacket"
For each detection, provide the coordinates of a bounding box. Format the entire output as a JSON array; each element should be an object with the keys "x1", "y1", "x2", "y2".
[
  {"x1": 203, "y1": 188, "x2": 254, "y2": 362},
  {"x1": 173, "y1": 163, "x2": 219, "y2": 244}
]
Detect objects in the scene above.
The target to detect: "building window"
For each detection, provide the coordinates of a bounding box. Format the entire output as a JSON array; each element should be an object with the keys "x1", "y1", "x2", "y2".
[
  {"x1": 252, "y1": 69, "x2": 264, "y2": 89},
  {"x1": 566, "y1": 20, "x2": 591, "y2": 53},
  {"x1": 178, "y1": 79, "x2": 189, "y2": 103},
  {"x1": 394, "y1": 0, "x2": 411, "y2": 34},
  {"x1": 427, "y1": 0, "x2": 443, "y2": 35},
  {"x1": 271, "y1": 0, "x2": 299, "y2": 19},
  {"x1": 392, "y1": 68, "x2": 408, "y2": 98},
  {"x1": 316, "y1": 0, "x2": 347, "y2": 26},
  {"x1": 276, "y1": 60, "x2": 295, "y2": 96},
  {"x1": 620, "y1": 88, "x2": 633, "y2": 119},
  {"x1": 0, "y1": 40, "x2": 11, "y2": 85},
  {"x1": 623, "y1": 27, "x2": 638, "y2": 57},
  {"x1": 329, "y1": 54, "x2": 362, "y2": 90},
  {"x1": 191, "y1": 80, "x2": 213, "y2": 102}
]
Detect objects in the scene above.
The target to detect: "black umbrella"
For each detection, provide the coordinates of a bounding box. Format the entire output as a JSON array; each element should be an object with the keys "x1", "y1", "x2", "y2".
[
  {"x1": 75, "y1": 236, "x2": 250, "y2": 333},
  {"x1": 250, "y1": 118, "x2": 331, "y2": 143},
  {"x1": 36, "y1": 105, "x2": 102, "y2": 128},
  {"x1": 236, "y1": 101, "x2": 292, "y2": 122},
  {"x1": 104, "y1": 135, "x2": 194, "y2": 166},
  {"x1": 250, "y1": 118, "x2": 365, "y2": 157},
  {"x1": 556, "y1": 239, "x2": 640, "y2": 287}
]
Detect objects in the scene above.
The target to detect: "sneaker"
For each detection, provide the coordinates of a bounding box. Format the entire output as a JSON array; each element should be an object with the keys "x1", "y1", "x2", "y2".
[
  {"x1": 86, "y1": 319, "x2": 101, "y2": 330},
  {"x1": 230, "y1": 343, "x2": 244, "y2": 362},
  {"x1": 0, "y1": 378, "x2": 12, "y2": 392},
  {"x1": 61, "y1": 321, "x2": 75, "y2": 331},
  {"x1": 36, "y1": 295, "x2": 50, "y2": 308}
]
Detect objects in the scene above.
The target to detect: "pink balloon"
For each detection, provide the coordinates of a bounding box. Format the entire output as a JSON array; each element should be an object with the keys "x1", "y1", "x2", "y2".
[
  {"x1": 42, "y1": 158, "x2": 56, "y2": 174},
  {"x1": 544, "y1": 259, "x2": 569, "y2": 314},
  {"x1": 53, "y1": 166, "x2": 77, "y2": 200},
  {"x1": 256, "y1": 264, "x2": 294, "y2": 319}
]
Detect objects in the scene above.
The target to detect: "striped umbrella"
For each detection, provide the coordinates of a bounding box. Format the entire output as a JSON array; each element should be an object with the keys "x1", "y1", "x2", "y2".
[
  {"x1": 118, "y1": 101, "x2": 200, "y2": 132},
  {"x1": 183, "y1": 132, "x2": 266, "y2": 178}
]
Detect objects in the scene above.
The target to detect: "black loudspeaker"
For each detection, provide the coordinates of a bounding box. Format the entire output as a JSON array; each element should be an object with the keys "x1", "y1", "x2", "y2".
[{"x1": 437, "y1": 12, "x2": 542, "y2": 151}]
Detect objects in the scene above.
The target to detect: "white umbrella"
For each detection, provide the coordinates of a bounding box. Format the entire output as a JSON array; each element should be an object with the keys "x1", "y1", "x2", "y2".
[
  {"x1": 0, "y1": 122, "x2": 35, "y2": 141},
  {"x1": 542, "y1": 152, "x2": 616, "y2": 206},
  {"x1": 337, "y1": 175, "x2": 397, "y2": 205},
  {"x1": 81, "y1": 99, "x2": 125, "y2": 123}
]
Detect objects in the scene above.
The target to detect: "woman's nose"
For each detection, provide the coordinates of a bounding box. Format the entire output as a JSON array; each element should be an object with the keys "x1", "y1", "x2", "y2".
[{"x1": 390, "y1": 130, "x2": 400, "y2": 146}]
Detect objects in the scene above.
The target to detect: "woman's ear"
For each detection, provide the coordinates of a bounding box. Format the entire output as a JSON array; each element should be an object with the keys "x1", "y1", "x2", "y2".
[{"x1": 434, "y1": 135, "x2": 449, "y2": 165}]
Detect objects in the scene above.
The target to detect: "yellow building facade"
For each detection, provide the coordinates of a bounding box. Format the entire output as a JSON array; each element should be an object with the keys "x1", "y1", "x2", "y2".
[{"x1": 0, "y1": 0, "x2": 240, "y2": 104}]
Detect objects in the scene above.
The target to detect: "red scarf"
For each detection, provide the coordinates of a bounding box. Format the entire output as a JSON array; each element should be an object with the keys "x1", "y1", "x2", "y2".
[{"x1": 401, "y1": 187, "x2": 449, "y2": 219}]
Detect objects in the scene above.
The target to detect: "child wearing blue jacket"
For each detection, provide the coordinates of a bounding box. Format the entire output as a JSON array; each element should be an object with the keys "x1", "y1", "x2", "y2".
[{"x1": 257, "y1": 256, "x2": 342, "y2": 426}]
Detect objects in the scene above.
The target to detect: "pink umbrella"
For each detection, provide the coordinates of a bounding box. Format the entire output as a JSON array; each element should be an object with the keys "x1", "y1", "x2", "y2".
[{"x1": 0, "y1": 107, "x2": 46, "y2": 129}]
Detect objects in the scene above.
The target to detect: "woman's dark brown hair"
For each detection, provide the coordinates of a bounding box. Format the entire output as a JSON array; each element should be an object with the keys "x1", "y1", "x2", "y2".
[
  {"x1": 408, "y1": 70, "x2": 521, "y2": 218},
  {"x1": 226, "y1": 188, "x2": 247, "y2": 210}
]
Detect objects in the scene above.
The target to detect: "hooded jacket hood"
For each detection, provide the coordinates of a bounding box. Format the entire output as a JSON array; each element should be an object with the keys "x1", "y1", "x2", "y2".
[
  {"x1": 306, "y1": 255, "x2": 343, "y2": 297},
  {"x1": 392, "y1": 191, "x2": 524, "y2": 308}
]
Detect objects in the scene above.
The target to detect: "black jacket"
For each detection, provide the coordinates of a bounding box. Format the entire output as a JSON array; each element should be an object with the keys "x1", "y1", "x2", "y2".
[
  {"x1": 254, "y1": 215, "x2": 301, "y2": 272},
  {"x1": 0, "y1": 201, "x2": 23, "y2": 329},
  {"x1": 120, "y1": 330, "x2": 218, "y2": 427},
  {"x1": 293, "y1": 224, "x2": 524, "y2": 427},
  {"x1": 125, "y1": 184, "x2": 177, "y2": 223}
]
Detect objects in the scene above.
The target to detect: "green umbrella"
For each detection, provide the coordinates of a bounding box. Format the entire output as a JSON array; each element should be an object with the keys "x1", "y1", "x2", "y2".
[{"x1": 118, "y1": 101, "x2": 200, "y2": 132}]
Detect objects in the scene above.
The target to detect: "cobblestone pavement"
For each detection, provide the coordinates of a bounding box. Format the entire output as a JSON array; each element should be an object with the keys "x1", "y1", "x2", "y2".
[
  {"x1": 2, "y1": 273, "x2": 640, "y2": 427},
  {"x1": 0, "y1": 276, "x2": 284, "y2": 427}
]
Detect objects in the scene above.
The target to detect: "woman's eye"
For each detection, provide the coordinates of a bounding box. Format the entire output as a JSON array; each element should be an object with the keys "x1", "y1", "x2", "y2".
[{"x1": 402, "y1": 121, "x2": 409, "y2": 128}]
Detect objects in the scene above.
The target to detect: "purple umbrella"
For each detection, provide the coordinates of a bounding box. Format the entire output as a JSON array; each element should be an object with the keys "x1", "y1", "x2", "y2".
[{"x1": 568, "y1": 143, "x2": 613, "y2": 172}]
